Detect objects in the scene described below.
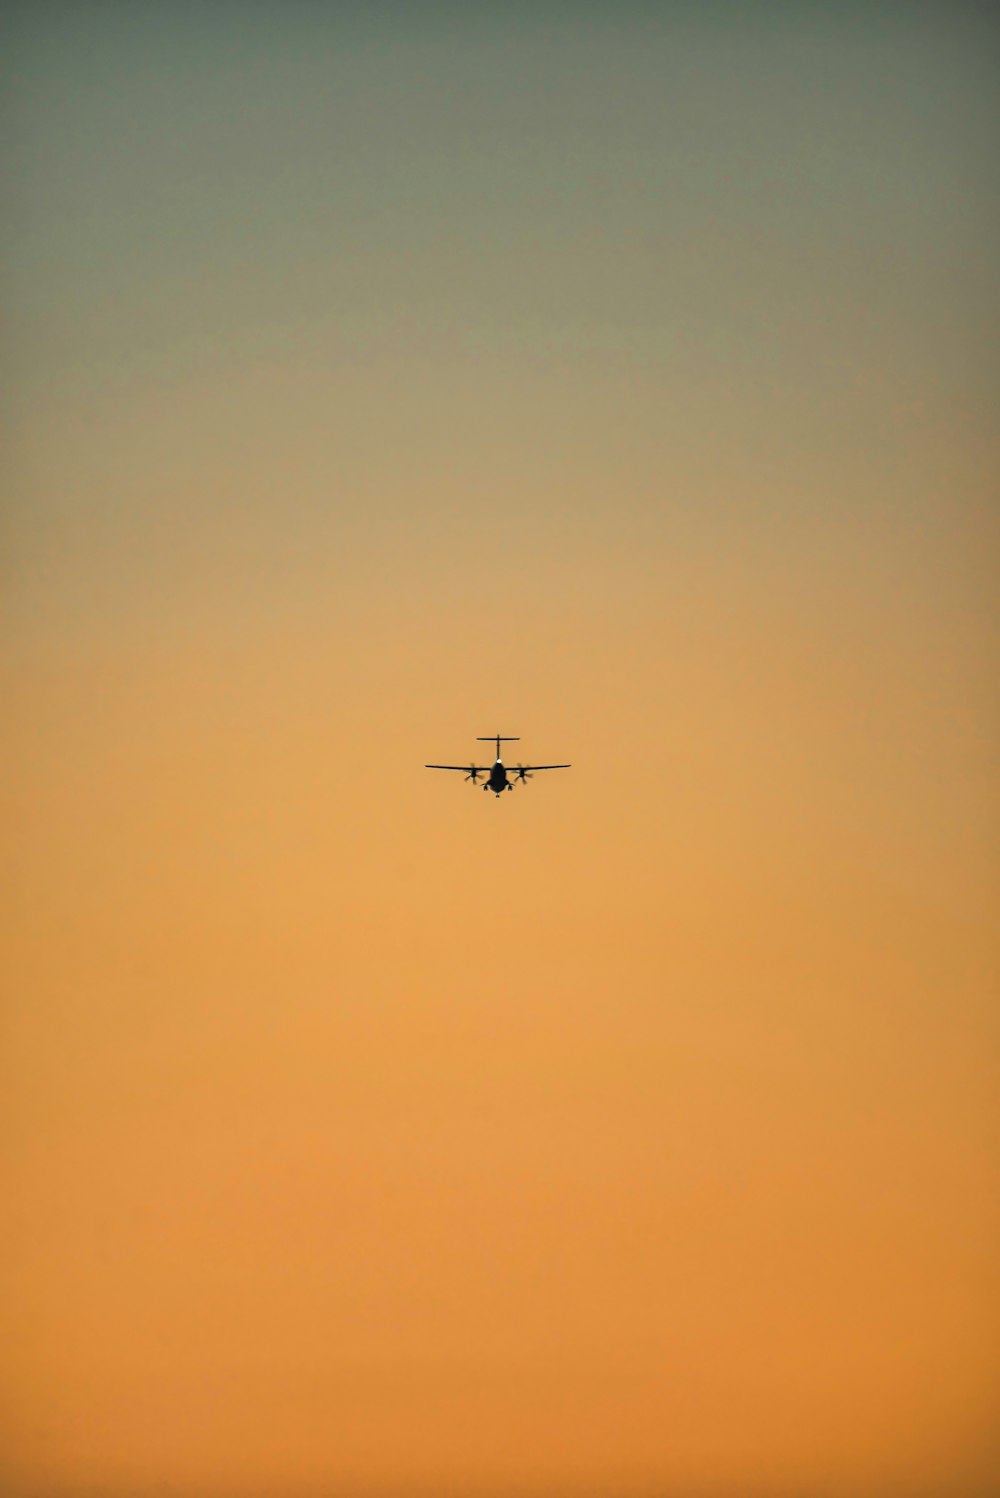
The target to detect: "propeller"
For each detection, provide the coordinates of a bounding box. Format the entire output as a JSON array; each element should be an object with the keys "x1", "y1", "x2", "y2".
[
  {"x1": 464, "y1": 764, "x2": 482, "y2": 783},
  {"x1": 512, "y1": 764, "x2": 534, "y2": 784}
]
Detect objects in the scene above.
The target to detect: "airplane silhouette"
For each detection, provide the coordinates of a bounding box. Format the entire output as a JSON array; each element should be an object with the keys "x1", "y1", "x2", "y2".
[{"x1": 426, "y1": 735, "x2": 571, "y2": 797}]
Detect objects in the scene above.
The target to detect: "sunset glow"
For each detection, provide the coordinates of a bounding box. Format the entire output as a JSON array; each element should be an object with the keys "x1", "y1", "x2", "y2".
[{"x1": 3, "y1": 4, "x2": 998, "y2": 1495}]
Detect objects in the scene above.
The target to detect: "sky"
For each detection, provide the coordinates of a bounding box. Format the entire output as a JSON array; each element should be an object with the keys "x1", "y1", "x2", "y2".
[{"x1": 2, "y1": 2, "x2": 998, "y2": 1495}]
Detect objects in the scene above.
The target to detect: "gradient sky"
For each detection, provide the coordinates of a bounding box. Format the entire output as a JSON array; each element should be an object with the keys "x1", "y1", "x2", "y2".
[{"x1": 3, "y1": 3, "x2": 998, "y2": 1495}]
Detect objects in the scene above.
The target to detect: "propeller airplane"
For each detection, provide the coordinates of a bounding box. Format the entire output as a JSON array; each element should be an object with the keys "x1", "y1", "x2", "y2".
[{"x1": 425, "y1": 735, "x2": 571, "y2": 798}]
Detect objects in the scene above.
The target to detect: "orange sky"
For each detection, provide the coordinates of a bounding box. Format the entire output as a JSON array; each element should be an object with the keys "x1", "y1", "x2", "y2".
[{"x1": 3, "y1": 4, "x2": 998, "y2": 1495}]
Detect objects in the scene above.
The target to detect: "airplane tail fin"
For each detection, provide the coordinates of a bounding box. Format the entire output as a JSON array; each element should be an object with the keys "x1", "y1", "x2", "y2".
[{"x1": 477, "y1": 734, "x2": 519, "y2": 758}]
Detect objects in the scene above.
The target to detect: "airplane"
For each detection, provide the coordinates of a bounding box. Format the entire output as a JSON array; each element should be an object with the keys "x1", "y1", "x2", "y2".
[{"x1": 425, "y1": 735, "x2": 571, "y2": 797}]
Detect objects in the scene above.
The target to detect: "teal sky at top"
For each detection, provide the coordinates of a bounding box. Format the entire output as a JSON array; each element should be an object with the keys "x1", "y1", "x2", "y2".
[{"x1": 4, "y1": 1, "x2": 997, "y2": 632}]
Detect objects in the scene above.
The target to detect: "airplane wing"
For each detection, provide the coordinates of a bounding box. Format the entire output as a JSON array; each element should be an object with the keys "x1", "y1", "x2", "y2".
[
  {"x1": 425, "y1": 764, "x2": 489, "y2": 771},
  {"x1": 515, "y1": 764, "x2": 571, "y2": 771}
]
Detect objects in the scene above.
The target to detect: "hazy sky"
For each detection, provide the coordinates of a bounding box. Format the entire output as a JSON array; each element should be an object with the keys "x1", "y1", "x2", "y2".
[{"x1": 3, "y1": 4, "x2": 998, "y2": 1495}]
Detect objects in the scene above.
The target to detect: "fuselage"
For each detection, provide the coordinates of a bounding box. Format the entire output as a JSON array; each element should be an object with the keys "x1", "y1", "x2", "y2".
[{"x1": 487, "y1": 759, "x2": 511, "y2": 795}]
